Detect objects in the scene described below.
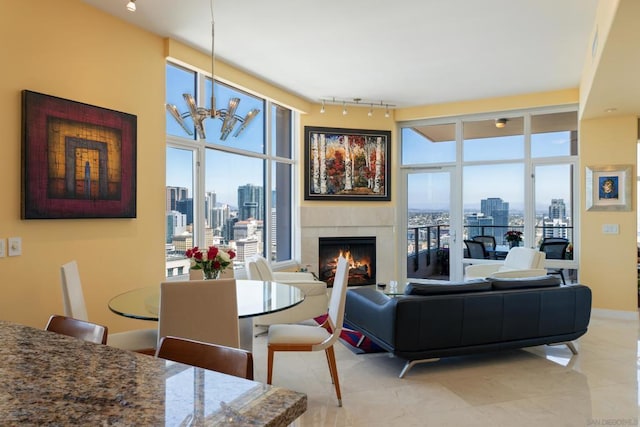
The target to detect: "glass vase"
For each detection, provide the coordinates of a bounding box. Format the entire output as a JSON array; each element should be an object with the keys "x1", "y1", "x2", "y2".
[{"x1": 203, "y1": 270, "x2": 220, "y2": 280}]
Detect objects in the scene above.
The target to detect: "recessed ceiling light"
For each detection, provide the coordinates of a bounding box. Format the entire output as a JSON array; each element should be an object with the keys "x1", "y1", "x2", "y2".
[{"x1": 604, "y1": 108, "x2": 617, "y2": 113}]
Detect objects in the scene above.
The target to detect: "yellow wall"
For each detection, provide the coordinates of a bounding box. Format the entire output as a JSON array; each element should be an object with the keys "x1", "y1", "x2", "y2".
[
  {"x1": 579, "y1": 116, "x2": 637, "y2": 311},
  {"x1": 0, "y1": 0, "x2": 166, "y2": 331}
]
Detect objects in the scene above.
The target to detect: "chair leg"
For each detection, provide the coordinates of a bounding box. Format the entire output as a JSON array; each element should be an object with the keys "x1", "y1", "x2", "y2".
[
  {"x1": 325, "y1": 345, "x2": 342, "y2": 407},
  {"x1": 324, "y1": 349, "x2": 335, "y2": 384},
  {"x1": 267, "y1": 347, "x2": 274, "y2": 385}
]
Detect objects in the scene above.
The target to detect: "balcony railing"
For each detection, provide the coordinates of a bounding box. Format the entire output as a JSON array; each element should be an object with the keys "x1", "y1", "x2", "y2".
[{"x1": 407, "y1": 224, "x2": 574, "y2": 280}]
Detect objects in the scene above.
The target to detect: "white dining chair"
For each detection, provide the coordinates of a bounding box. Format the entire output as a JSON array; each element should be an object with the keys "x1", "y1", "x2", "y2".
[
  {"x1": 60, "y1": 260, "x2": 158, "y2": 353},
  {"x1": 158, "y1": 279, "x2": 240, "y2": 348},
  {"x1": 266, "y1": 256, "x2": 350, "y2": 407}
]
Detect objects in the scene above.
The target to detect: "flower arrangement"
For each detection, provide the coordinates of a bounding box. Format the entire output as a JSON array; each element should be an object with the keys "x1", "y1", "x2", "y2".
[
  {"x1": 504, "y1": 230, "x2": 523, "y2": 243},
  {"x1": 186, "y1": 245, "x2": 236, "y2": 279}
]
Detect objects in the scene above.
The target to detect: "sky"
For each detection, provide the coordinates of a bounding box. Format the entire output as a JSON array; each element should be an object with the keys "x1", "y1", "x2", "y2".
[{"x1": 402, "y1": 127, "x2": 573, "y2": 213}]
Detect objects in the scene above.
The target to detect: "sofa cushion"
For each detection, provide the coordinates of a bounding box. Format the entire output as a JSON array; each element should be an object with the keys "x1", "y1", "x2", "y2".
[
  {"x1": 404, "y1": 279, "x2": 491, "y2": 296},
  {"x1": 489, "y1": 275, "x2": 561, "y2": 290}
]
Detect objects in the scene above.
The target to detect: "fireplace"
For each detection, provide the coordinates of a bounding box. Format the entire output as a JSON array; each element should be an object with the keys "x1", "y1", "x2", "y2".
[{"x1": 318, "y1": 237, "x2": 376, "y2": 286}]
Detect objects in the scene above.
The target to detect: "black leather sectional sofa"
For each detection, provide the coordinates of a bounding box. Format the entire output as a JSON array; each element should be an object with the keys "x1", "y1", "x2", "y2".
[{"x1": 344, "y1": 276, "x2": 592, "y2": 377}]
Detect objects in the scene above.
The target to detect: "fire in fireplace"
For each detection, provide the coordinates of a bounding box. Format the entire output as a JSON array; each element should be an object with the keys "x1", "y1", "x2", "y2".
[{"x1": 318, "y1": 237, "x2": 376, "y2": 286}]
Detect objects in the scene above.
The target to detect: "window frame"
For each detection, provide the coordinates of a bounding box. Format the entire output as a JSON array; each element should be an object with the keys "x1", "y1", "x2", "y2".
[
  {"x1": 165, "y1": 61, "x2": 298, "y2": 275},
  {"x1": 398, "y1": 105, "x2": 579, "y2": 281}
]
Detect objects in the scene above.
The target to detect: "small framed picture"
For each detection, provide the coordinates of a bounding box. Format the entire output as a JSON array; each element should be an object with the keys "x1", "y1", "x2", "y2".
[{"x1": 585, "y1": 164, "x2": 631, "y2": 211}]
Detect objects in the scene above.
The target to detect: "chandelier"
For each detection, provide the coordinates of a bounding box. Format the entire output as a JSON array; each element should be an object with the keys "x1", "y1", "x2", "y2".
[{"x1": 165, "y1": 0, "x2": 260, "y2": 140}]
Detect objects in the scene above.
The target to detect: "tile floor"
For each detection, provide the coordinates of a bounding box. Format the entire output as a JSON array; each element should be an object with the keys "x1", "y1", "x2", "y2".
[{"x1": 251, "y1": 310, "x2": 640, "y2": 426}]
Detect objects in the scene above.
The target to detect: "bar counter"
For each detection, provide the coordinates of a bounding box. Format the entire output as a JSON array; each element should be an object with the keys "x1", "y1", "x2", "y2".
[{"x1": 0, "y1": 320, "x2": 306, "y2": 426}]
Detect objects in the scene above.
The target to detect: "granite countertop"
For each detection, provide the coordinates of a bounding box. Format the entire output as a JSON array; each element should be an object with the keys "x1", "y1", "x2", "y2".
[{"x1": 0, "y1": 320, "x2": 306, "y2": 426}]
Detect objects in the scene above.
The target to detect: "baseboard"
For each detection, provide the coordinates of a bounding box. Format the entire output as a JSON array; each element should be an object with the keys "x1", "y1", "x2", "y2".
[{"x1": 592, "y1": 308, "x2": 639, "y2": 321}]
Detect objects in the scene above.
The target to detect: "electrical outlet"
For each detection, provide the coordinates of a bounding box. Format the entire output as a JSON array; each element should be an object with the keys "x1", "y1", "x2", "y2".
[
  {"x1": 8, "y1": 237, "x2": 22, "y2": 256},
  {"x1": 0, "y1": 239, "x2": 5, "y2": 258}
]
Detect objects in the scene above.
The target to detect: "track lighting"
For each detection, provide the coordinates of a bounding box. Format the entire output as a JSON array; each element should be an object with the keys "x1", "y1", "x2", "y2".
[
  {"x1": 319, "y1": 97, "x2": 395, "y2": 117},
  {"x1": 126, "y1": 0, "x2": 136, "y2": 12}
]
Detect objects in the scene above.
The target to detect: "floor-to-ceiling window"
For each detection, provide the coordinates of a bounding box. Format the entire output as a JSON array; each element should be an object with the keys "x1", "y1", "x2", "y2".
[
  {"x1": 401, "y1": 107, "x2": 578, "y2": 282},
  {"x1": 165, "y1": 62, "x2": 295, "y2": 278}
]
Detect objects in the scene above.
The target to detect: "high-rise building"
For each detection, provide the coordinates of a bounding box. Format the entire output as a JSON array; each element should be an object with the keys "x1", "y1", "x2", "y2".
[
  {"x1": 548, "y1": 199, "x2": 566, "y2": 220},
  {"x1": 205, "y1": 191, "x2": 217, "y2": 227},
  {"x1": 176, "y1": 198, "x2": 194, "y2": 225},
  {"x1": 166, "y1": 210, "x2": 187, "y2": 244},
  {"x1": 166, "y1": 186, "x2": 188, "y2": 212},
  {"x1": 237, "y1": 184, "x2": 264, "y2": 221},
  {"x1": 465, "y1": 213, "x2": 494, "y2": 239},
  {"x1": 480, "y1": 197, "x2": 509, "y2": 241},
  {"x1": 211, "y1": 204, "x2": 231, "y2": 236}
]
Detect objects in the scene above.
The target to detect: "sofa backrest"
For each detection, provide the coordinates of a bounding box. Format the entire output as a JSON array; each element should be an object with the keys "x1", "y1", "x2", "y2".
[{"x1": 404, "y1": 276, "x2": 559, "y2": 296}]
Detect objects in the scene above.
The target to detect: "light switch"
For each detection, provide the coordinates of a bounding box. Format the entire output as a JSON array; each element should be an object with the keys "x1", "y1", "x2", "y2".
[
  {"x1": 0, "y1": 239, "x2": 5, "y2": 258},
  {"x1": 602, "y1": 224, "x2": 619, "y2": 234},
  {"x1": 8, "y1": 237, "x2": 22, "y2": 256}
]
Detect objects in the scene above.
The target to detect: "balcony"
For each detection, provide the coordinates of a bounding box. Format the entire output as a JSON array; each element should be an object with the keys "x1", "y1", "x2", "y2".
[{"x1": 407, "y1": 224, "x2": 575, "y2": 280}]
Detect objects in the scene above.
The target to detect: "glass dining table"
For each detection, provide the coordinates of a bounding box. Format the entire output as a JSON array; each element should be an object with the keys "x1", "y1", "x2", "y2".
[{"x1": 108, "y1": 279, "x2": 304, "y2": 351}]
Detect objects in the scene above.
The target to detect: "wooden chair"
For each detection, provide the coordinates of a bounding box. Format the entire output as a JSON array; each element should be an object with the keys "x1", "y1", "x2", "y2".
[
  {"x1": 45, "y1": 314, "x2": 108, "y2": 345},
  {"x1": 61, "y1": 260, "x2": 158, "y2": 353},
  {"x1": 155, "y1": 336, "x2": 253, "y2": 380},
  {"x1": 267, "y1": 256, "x2": 350, "y2": 407},
  {"x1": 158, "y1": 279, "x2": 239, "y2": 348}
]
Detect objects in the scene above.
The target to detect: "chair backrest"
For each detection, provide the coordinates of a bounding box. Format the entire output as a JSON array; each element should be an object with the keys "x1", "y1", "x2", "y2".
[
  {"x1": 156, "y1": 336, "x2": 253, "y2": 380},
  {"x1": 60, "y1": 260, "x2": 89, "y2": 321},
  {"x1": 464, "y1": 240, "x2": 489, "y2": 259},
  {"x1": 159, "y1": 279, "x2": 240, "y2": 348},
  {"x1": 325, "y1": 256, "x2": 350, "y2": 340},
  {"x1": 45, "y1": 314, "x2": 108, "y2": 345},
  {"x1": 539, "y1": 241, "x2": 570, "y2": 260},
  {"x1": 504, "y1": 247, "x2": 546, "y2": 269},
  {"x1": 245, "y1": 255, "x2": 274, "y2": 281},
  {"x1": 541, "y1": 237, "x2": 569, "y2": 244},
  {"x1": 472, "y1": 235, "x2": 496, "y2": 251}
]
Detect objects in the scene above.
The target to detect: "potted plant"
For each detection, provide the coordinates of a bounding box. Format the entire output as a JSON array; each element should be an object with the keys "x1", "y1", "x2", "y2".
[{"x1": 504, "y1": 230, "x2": 523, "y2": 248}]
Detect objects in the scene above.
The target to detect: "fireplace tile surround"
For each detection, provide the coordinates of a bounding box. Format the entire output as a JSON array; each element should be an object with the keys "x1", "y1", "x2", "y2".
[{"x1": 300, "y1": 206, "x2": 396, "y2": 286}]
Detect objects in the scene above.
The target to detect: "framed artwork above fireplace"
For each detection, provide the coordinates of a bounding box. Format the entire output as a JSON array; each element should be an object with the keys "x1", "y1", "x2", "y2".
[{"x1": 304, "y1": 126, "x2": 391, "y2": 201}]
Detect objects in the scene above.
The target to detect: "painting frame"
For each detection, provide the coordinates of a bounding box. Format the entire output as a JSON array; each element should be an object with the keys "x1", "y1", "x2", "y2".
[
  {"x1": 21, "y1": 90, "x2": 137, "y2": 219},
  {"x1": 585, "y1": 164, "x2": 631, "y2": 212},
  {"x1": 304, "y1": 126, "x2": 391, "y2": 201}
]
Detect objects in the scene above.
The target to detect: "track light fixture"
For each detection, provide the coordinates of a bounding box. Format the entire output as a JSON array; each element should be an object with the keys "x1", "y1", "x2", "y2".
[
  {"x1": 126, "y1": 0, "x2": 136, "y2": 12},
  {"x1": 495, "y1": 118, "x2": 508, "y2": 128},
  {"x1": 165, "y1": 0, "x2": 260, "y2": 140},
  {"x1": 319, "y1": 97, "x2": 395, "y2": 117}
]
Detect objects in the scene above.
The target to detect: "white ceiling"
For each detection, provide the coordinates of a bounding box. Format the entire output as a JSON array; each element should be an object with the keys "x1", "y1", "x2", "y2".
[{"x1": 83, "y1": 0, "x2": 601, "y2": 110}]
